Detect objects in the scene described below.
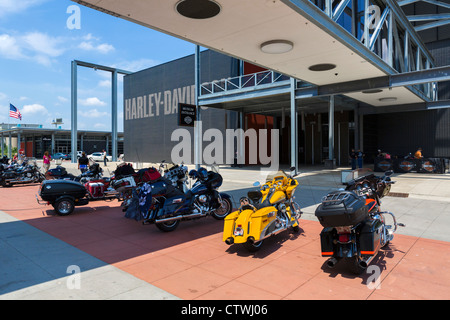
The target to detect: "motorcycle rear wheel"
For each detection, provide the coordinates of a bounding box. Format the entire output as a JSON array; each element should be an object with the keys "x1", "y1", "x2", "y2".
[
  {"x1": 345, "y1": 256, "x2": 365, "y2": 275},
  {"x1": 243, "y1": 239, "x2": 264, "y2": 252},
  {"x1": 155, "y1": 220, "x2": 180, "y2": 232},
  {"x1": 212, "y1": 198, "x2": 232, "y2": 220}
]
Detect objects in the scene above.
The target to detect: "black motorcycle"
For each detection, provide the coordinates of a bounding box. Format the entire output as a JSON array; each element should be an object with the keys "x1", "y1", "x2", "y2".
[
  {"x1": 45, "y1": 163, "x2": 105, "y2": 182},
  {"x1": 139, "y1": 167, "x2": 232, "y2": 232},
  {"x1": 0, "y1": 160, "x2": 45, "y2": 187},
  {"x1": 315, "y1": 170, "x2": 404, "y2": 274}
]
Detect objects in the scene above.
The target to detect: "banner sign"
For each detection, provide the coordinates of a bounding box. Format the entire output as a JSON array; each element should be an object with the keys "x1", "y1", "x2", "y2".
[{"x1": 178, "y1": 103, "x2": 197, "y2": 127}]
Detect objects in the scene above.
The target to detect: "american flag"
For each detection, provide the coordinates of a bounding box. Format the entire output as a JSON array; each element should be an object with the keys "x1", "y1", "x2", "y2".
[{"x1": 9, "y1": 104, "x2": 22, "y2": 120}]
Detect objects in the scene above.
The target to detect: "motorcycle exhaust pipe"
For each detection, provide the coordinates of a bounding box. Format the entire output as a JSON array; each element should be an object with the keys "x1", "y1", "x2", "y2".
[
  {"x1": 326, "y1": 257, "x2": 338, "y2": 268},
  {"x1": 359, "y1": 255, "x2": 374, "y2": 269},
  {"x1": 155, "y1": 212, "x2": 205, "y2": 224}
]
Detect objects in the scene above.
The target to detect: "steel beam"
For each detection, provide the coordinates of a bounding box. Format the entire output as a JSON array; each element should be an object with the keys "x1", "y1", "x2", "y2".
[
  {"x1": 295, "y1": 65, "x2": 450, "y2": 99},
  {"x1": 71, "y1": 60, "x2": 131, "y2": 163}
]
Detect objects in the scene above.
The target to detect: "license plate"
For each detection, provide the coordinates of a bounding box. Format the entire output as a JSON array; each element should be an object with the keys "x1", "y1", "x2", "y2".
[{"x1": 234, "y1": 227, "x2": 243, "y2": 236}]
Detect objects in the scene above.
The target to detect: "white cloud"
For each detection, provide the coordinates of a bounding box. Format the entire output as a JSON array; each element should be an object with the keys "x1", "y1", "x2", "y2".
[
  {"x1": 0, "y1": 31, "x2": 65, "y2": 66},
  {"x1": 79, "y1": 41, "x2": 114, "y2": 54},
  {"x1": 21, "y1": 103, "x2": 49, "y2": 115},
  {"x1": 0, "y1": 34, "x2": 25, "y2": 60},
  {"x1": 79, "y1": 109, "x2": 109, "y2": 118},
  {"x1": 113, "y1": 58, "x2": 160, "y2": 72},
  {"x1": 94, "y1": 123, "x2": 107, "y2": 129},
  {"x1": 98, "y1": 80, "x2": 111, "y2": 88},
  {"x1": 22, "y1": 32, "x2": 65, "y2": 57},
  {"x1": 79, "y1": 97, "x2": 107, "y2": 107},
  {"x1": 0, "y1": 0, "x2": 48, "y2": 18},
  {"x1": 57, "y1": 96, "x2": 68, "y2": 103}
]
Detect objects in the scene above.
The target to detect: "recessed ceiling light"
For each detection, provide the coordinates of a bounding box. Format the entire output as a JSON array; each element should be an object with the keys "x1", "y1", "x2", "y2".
[
  {"x1": 379, "y1": 97, "x2": 397, "y2": 102},
  {"x1": 362, "y1": 89, "x2": 383, "y2": 94},
  {"x1": 308, "y1": 63, "x2": 336, "y2": 71},
  {"x1": 260, "y1": 40, "x2": 294, "y2": 54},
  {"x1": 176, "y1": 0, "x2": 221, "y2": 19}
]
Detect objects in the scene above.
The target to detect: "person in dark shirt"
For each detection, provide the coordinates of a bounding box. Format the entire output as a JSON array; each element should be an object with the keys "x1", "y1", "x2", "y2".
[
  {"x1": 78, "y1": 152, "x2": 89, "y2": 173},
  {"x1": 349, "y1": 148, "x2": 357, "y2": 170}
]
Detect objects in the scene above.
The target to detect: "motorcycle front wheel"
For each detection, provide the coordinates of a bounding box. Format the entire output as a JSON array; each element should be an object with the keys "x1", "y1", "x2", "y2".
[
  {"x1": 155, "y1": 220, "x2": 180, "y2": 232},
  {"x1": 211, "y1": 198, "x2": 232, "y2": 220}
]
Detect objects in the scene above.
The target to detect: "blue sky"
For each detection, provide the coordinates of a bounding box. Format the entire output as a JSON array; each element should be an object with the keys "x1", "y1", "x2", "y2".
[{"x1": 0, "y1": 0, "x2": 197, "y2": 131}]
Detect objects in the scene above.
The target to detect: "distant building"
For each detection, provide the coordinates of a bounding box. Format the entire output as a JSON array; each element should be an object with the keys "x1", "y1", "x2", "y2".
[{"x1": 0, "y1": 123, "x2": 123, "y2": 159}]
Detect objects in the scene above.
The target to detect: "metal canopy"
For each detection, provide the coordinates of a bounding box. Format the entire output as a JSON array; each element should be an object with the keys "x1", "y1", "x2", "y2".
[{"x1": 73, "y1": 0, "x2": 437, "y2": 107}]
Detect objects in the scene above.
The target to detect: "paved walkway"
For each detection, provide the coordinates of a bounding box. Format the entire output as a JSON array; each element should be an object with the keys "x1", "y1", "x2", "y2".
[{"x1": 1, "y1": 162, "x2": 449, "y2": 300}]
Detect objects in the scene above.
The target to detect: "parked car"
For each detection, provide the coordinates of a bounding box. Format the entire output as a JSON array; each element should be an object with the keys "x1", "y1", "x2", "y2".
[
  {"x1": 52, "y1": 153, "x2": 71, "y2": 160},
  {"x1": 88, "y1": 152, "x2": 113, "y2": 162}
]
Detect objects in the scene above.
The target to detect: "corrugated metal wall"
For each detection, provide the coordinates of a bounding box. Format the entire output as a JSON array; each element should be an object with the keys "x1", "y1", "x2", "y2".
[
  {"x1": 364, "y1": 108, "x2": 450, "y2": 160},
  {"x1": 123, "y1": 50, "x2": 240, "y2": 164}
]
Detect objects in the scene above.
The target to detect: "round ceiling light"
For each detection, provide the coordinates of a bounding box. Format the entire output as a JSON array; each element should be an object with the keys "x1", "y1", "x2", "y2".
[
  {"x1": 378, "y1": 97, "x2": 397, "y2": 102},
  {"x1": 176, "y1": 0, "x2": 221, "y2": 19},
  {"x1": 308, "y1": 63, "x2": 336, "y2": 71},
  {"x1": 362, "y1": 89, "x2": 383, "y2": 94},
  {"x1": 260, "y1": 40, "x2": 294, "y2": 54}
]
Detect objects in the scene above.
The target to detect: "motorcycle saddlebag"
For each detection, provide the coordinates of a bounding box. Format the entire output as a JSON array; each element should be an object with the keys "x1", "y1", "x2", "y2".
[
  {"x1": 85, "y1": 182, "x2": 105, "y2": 198},
  {"x1": 158, "y1": 195, "x2": 188, "y2": 218},
  {"x1": 359, "y1": 219, "x2": 382, "y2": 256},
  {"x1": 315, "y1": 191, "x2": 368, "y2": 228},
  {"x1": 39, "y1": 180, "x2": 87, "y2": 202},
  {"x1": 320, "y1": 227, "x2": 335, "y2": 256}
]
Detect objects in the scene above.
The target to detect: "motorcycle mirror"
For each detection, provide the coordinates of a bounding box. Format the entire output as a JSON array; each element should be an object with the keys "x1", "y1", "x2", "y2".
[
  {"x1": 385, "y1": 170, "x2": 393, "y2": 176},
  {"x1": 289, "y1": 166, "x2": 296, "y2": 172},
  {"x1": 253, "y1": 181, "x2": 261, "y2": 187}
]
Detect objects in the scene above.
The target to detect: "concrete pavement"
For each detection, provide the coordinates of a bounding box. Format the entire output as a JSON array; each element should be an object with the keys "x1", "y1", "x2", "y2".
[{"x1": 1, "y1": 160, "x2": 449, "y2": 299}]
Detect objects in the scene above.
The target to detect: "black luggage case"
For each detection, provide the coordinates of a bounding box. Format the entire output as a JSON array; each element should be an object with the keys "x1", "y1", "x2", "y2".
[
  {"x1": 315, "y1": 191, "x2": 368, "y2": 227},
  {"x1": 320, "y1": 227, "x2": 335, "y2": 256},
  {"x1": 359, "y1": 219, "x2": 383, "y2": 255},
  {"x1": 39, "y1": 180, "x2": 87, "y2": 202}
]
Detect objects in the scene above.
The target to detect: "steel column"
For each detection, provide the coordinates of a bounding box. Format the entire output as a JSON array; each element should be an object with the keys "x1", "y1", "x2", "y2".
[
  {"x1": 111, "y1": 69, "x2": 118, "y2": 161},
  {"x1": 71, "y1": 60, "x2": 77, "y2": 163},
  {"x1": 328, "y1": 95, "x2": 335, "y2": 161},
  {"x1": 194, "y1": 45, "x2": 201, "y2": 169},
  {"x1": 290, "y1": 77, "x2": 298, "y2": 171}
]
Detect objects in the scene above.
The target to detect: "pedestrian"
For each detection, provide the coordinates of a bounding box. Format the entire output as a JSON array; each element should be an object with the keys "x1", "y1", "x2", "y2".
[
  {"x1": 357, "y1": 149, "x2": 364, "y2": 168},
  {"x1": 349, "y1": 148, "x2": 357, "y2": 170},
  {"x1": 78, "y1": 152, "x2": 89, "y2": 173},
  {"x1": 103, "y1": 149, "x2": 107, "y2": 166},
  {"x1": 43, "y1": 151, "x2": 51, "y2": 172}
]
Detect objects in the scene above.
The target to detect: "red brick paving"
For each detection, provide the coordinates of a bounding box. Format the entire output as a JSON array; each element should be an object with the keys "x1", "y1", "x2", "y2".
[{"x1": 2, "y1": 184, "x2": 449, "y2": 300}]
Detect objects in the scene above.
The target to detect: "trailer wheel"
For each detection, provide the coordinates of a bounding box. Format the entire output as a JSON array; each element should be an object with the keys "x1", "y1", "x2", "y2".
[{"x1": 54, "y1": 198, "x2": 75, "y2": 216}]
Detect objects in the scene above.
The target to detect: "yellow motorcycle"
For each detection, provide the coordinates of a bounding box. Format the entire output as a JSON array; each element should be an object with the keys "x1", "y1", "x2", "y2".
[{"x1": 223, "y1": 168, "x2": 302, "y2": 252}]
